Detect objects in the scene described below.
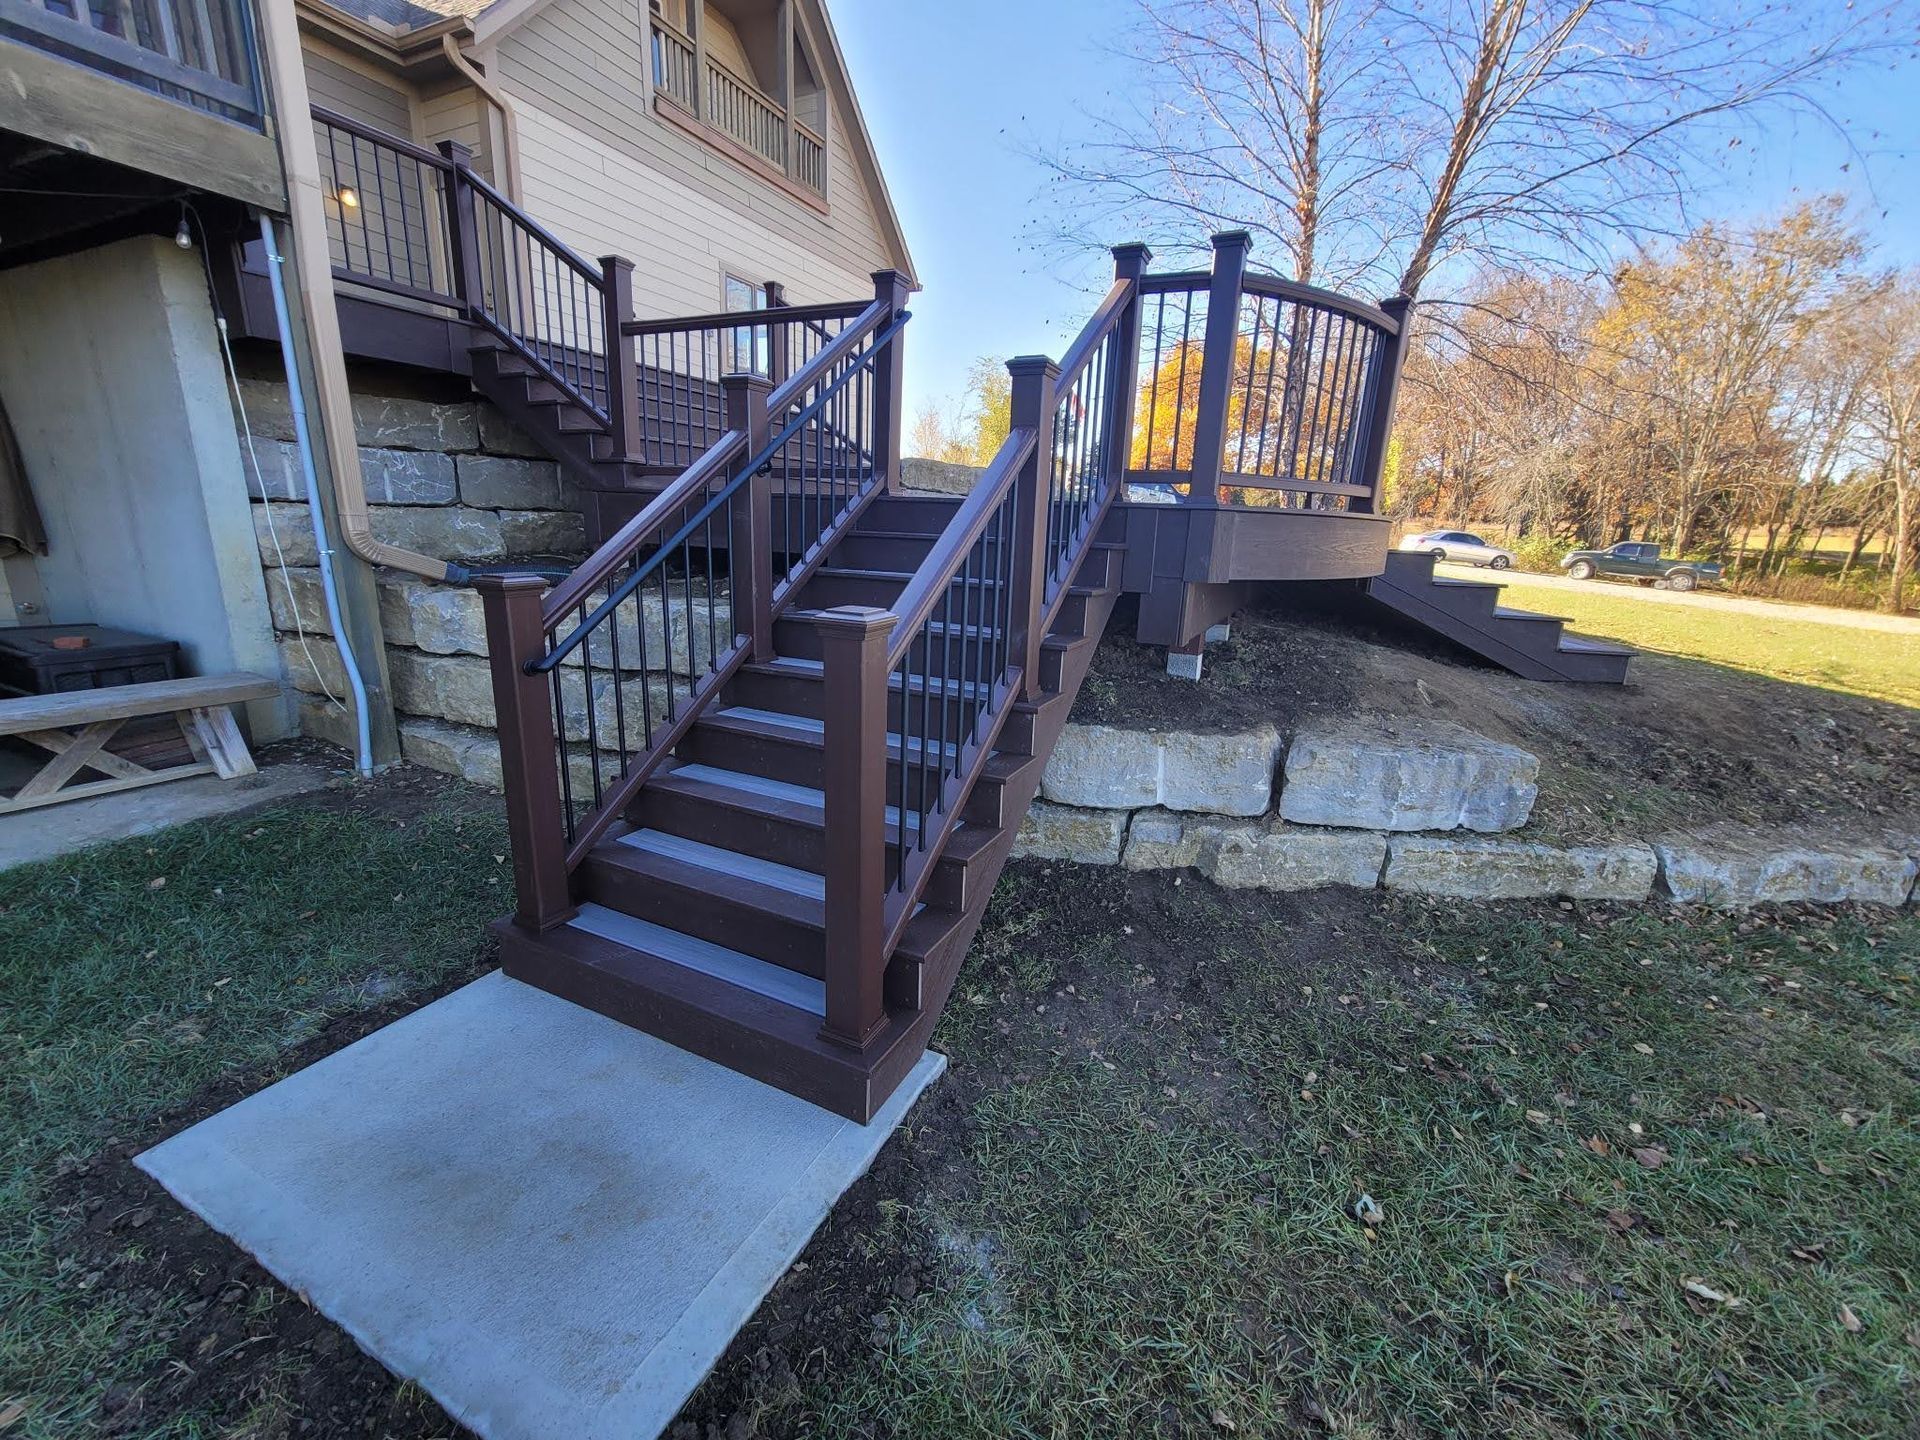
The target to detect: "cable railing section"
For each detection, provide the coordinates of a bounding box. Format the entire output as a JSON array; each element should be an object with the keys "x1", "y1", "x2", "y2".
[
  {"x1": 475, "y1": 287, "x2": 906, "y2": 892},
  {"x1": 313, "y1": 108, "x2": 454, "y2": 305}
]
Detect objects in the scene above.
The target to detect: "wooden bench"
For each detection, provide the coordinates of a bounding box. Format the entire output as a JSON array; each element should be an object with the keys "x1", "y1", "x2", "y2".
[{"x1": 0, "y1": 673, "x2": 281, "y2": 814}]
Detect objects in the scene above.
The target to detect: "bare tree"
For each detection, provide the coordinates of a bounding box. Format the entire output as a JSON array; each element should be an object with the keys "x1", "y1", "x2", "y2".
[
  {"x1": 1042, "y1": 0, "x2": 1907, "y2": 303},
  {"x1": 1861, "y1": 275, "x2": 1920, "y2": 613}
]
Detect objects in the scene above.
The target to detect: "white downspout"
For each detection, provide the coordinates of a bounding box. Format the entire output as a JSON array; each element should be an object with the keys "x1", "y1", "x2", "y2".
[{"x1": 259, "y1": 213, "x2": 375, "y2": 778}]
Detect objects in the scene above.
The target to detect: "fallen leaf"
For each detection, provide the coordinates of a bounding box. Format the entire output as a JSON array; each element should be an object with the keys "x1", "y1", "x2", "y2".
[
  {"x1": 1351, "y1": 1193, "x2": 1384, "y2": 1226},
  {"x1": 0, "y1": 1400, "x2": 26, "y2": 1432},
  {"x1": 1839, "y1": 1303, "x2": 1863, "y2": 1334},
  {"x1": 1682, "y1": 1278, "x2": 1744, "y2": 1308},
  {"x1": 1604, "y1": 1208, "x2": 1638, "y2": 1231},
  {"x1": 146, "y1": 877, "x2": 167, "y2": 891},
  {"x1": 1211, "y1": 1408, "x2": 1237, "y2": 1432},
  {"x1": 1584, "y1": 1135, "x2": 1611, "y2": 1156},
  {"x1": 1526, "y1": 1109, "x2": 1550, "y2": 1125},
  {"x1": 1633, "y1": 1146, "x2": 1669, "y2": 1169},
  {"x1": 1632, "y1": 1042, "x2": 1654, "y2": 1055}
]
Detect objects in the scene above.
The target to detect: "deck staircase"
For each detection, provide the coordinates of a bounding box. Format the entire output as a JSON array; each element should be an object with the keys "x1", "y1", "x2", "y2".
[
  {"x1": 499, "y1": 497, "x2": 1125, "y2": 1118},
  {"x1": 1363, "y1": 551, "x2": 1633, "y2": 683}
]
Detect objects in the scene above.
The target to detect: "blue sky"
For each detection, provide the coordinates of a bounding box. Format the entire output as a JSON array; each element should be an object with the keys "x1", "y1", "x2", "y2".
[{"x1": 833, "y1": 0, "x2": 1920, "y2": 424}]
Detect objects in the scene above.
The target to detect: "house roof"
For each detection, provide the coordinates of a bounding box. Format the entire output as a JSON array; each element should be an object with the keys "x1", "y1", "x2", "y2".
[{"x1": 318, "y1": 0, "x2": 489, "y2": 31}]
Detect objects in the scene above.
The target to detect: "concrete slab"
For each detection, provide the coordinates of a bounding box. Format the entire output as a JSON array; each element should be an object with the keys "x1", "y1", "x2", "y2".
[
  {"x1": 0, "y1": 762, "x2": 335, "y2": 871},
  {"x1": 137, "y1": 972, "x2": 945, "y2": 1440}
]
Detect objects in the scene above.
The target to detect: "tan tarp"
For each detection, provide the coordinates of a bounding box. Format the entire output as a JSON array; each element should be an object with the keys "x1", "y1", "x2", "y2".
[{"x1": 0, "y1": 394, "x2": 46, "y2": 560}]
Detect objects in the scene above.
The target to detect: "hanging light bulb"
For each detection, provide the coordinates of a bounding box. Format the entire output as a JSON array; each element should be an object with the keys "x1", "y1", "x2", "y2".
[
  {"x1": 337, "y1": 184, "x2": 360, "y2": 210},
  {"x1": 175, "y1": 212, "x2": 193, "y2": 249}
]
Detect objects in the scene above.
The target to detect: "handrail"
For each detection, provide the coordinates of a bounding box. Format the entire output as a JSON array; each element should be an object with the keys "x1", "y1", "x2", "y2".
[
  {"x1": 1241, "y1": 272, "x2": 1404, "y2": 336},
  {"x1": 460, "y1": 164, "x2": 603, "y2": 286},
  {"x1": 1054, "y1": 279, "x2": 1133, "y2": 391},
  {"x1": 312, "y1": 104, "x2": 451, "y2": 170},
  {"x1": 545, "y1": 292, "x2": 890, "y2": 620},
  {"x1": 884, "y1": 427, "x2": 1036, "y2": 670},
  {"x1": 534, "y1": 310, "x2": 910, "y2": 674},
  {"x1": 623, "y1": 298, "x2": 867, "y2": 336}
]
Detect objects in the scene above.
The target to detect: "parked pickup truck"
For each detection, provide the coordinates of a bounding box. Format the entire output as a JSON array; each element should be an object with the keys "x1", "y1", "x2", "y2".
[{"x1": 1560, "y1": 542, "x2": 1723, "y2": 591}]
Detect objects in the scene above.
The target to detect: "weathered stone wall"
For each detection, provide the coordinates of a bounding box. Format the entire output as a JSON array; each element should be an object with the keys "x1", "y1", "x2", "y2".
[
  {"x1": 239, "y1": 374, "x2": 596, "y2": 785},
  {"x1": 1014, "y1": 719, "x2": 1920, "y2": 909},
  {"x1": 899, "y1": 457, "x2": 985, "y2": 495}
]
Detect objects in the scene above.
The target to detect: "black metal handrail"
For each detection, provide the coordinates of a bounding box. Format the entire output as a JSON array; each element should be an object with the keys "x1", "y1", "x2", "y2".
[{"x1": 531, "y1": 311, "x2": 910, "y2": 676}]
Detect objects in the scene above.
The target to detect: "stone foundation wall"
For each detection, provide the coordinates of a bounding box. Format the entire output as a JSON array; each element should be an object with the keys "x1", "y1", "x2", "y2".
[
  {"x1": 1013, "y1": 719, "x2": 1920, "y2": 910},
  {"x1": 239, "y1": 373, "x2": 595, "y2": 785}
]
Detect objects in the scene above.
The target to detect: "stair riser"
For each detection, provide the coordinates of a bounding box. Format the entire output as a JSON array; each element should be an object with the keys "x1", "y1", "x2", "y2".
[
  {"x1": 856, "y1": 494, "x2": 964, "y2": 536},
  {"x1": 727, "y1": 667, "x2": 986, "y2": 735},
  {"x1": 679, "y1": 723, "x2": 994, "y2": 813},
  {"x1": 581, "y1": 856, "x2": 825, "y2": 976},
  {"x1": 797, "y1": 571, "x2": 912, "y2": 610}
]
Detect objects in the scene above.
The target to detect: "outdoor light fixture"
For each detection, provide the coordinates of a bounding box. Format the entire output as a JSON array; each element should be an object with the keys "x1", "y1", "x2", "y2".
[
  {"x1": 337, "y1": 184, "x2": 360, "y2": 210},
  {"x1": 174, "y1": 213, "x2": 193, "y2": 249}
]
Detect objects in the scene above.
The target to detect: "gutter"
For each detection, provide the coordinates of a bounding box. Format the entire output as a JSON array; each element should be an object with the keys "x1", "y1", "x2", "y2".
[{"x1": 443, "y1": 33, "x2": 525, "y2": 205}]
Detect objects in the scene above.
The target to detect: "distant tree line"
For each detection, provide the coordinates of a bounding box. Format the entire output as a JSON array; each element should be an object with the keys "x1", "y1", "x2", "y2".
[{"x1": 1393, "y1": 199, "x2": 1919, "y2": 612}]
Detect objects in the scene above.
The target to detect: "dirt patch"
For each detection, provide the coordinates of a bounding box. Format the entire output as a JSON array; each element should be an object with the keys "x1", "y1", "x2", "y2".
[{"x1": 1072, "y1": 592, "x2": 1920, "y2": 843}]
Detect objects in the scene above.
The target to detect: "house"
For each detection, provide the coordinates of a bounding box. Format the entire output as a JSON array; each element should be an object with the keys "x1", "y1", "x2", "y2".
[
  {"x1": 0, "y1": 0, "x2": 916, "y2": 774},
  {"x1": 1, "y1": 0, "x2": 1624, "y2": 1122}
]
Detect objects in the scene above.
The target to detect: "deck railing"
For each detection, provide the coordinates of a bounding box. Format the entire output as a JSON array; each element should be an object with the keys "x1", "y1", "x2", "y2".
[
  {"x1": 1129, "y1": 232, "x2": 1407, "y2": 513},
  {"x1": 647, "y1": 13, "x2": 824, "y2": 195},
  {"x1": 478, "y1": 271, "x2": 911, "y2": 922},
  {"x1": 0, "y1": 0, "x2": 262, "y2": 122}
]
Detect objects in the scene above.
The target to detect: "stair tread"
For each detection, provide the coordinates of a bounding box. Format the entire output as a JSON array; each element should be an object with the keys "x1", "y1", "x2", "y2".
[
  {"x1": 1555, "y1": 634, "x2": 1635, "y2": 656},
  {"x1": 613, "y1": 828, "x2": 823, "y2": 899},
  {"x1": 663, "y1": 762, "x2": 924, "y2": 832},
  {"x1": 708, "y1": 706, "x2": 961, "y2": 759},
  {"x1": 1489, "y1": 606, "x2": 1567, "y2": 624},
  {"x1": 745, "y1": 656, "x2": 995, "y2": 703},
  {"x1": 567, "y1": 903, "x2": 825, "y2": 1015}
]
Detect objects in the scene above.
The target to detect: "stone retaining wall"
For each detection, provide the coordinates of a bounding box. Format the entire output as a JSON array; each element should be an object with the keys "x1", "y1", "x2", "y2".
[
  {"x1": 239, "y1": 374, "x2": 609, "y2": 783},
  {"x1": 1014, "y1": 720, "x2": 1920, "y2": 909}
]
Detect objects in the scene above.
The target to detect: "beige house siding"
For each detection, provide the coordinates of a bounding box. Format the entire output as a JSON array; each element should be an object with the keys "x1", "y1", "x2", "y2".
[
  {"x1": 491, "y1": 0, "x2": 899, "y2": 309},
  {"x1": 305, "y1": 49, "x2": 412, "y2": 133}
]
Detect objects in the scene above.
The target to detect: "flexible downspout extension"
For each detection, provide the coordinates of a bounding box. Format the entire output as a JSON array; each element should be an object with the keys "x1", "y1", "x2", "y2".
[{"x1": 259, "y1": 215, "x2": 375, "y2": 777}]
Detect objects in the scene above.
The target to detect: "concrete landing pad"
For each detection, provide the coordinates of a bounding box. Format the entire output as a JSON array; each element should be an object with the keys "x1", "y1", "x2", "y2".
[{"x1": 138, "y1": 972, "x2": 944, "y2": 1440}]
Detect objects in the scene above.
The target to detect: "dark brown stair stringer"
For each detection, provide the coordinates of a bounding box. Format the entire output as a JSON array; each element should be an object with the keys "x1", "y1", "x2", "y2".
[
  {"x1": 1363, "y1": 551, "x2": 1632, "y2": 684},
  {"x1": 494, "y1": 505, "x2": 1127, "y2": 1122}
]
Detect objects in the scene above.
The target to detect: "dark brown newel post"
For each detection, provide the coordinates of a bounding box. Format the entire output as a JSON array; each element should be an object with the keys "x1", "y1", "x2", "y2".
[
  {"x1": 764, "y1": 279, "x2": 790, "y2": 389},
  {"x1": 1006, "y1": 354, "x2": 1059, "y2": 688},
  {"x1": 815, "y1": 605, "x2": 894, "y2": 1051},
  {"x1": 723, "y1": 372, "x2": 775, "y2": 659},
  {"x1": 599, "y1": 255, "x2": 641, "y2": 460},
  {"x1": 1106, "y1": 242, "x2": 1152, "y2": 485},
  {"x1": 475, "y1": 575, "x2": 576, "y2": 932},
  {"x1": 1185, "y1": 230, "x2": 1251, "y2": 506},
  {"x1": 1353, "y1": 295, "x2": 1412, "y2": 514},
  {"x1": 868, "y1": 269, "x2": 912, "y2": 491},
  {"x1": 437, "y1": 140, "x2": 484, "y2": 315}
]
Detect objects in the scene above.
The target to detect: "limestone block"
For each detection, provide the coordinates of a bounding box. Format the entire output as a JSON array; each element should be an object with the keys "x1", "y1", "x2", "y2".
[
  {"x1": 254, "y1": 502, "x2": 317, "y2": 566},
  {"x1": 477, "y1": 403, "x2": 548, "y2": 458},
  {"x1": 235, "y1": 379, "x2": 478, "y2": 451},
  {"x1": 1010, "y1": 801, "x2": 1128, "y2": 864},
  {"x1": 296, "y1": 695, "x2": 357, "y2": 753},
  {"x1": 400, "y1": 718, "x2": 504, "y2": 790},
  {"x1": 381, "y1": 579, "x2": 488, "y2": 657},
  {"x1": 457, "y1": 454, "x2": 571, "y2": 510},
  {"x1": 1203, "y1": 819, "x2": 1387, "y2": 891},
  {"x1": 1042, "y1": 725, "x2": 1162, "y2": 809},
  {"x1": 900, "y1": 457, "x2": 985, "y2": 494},
  {"x1": 500, "y1": 508, "x2": 587, "y2": 557},
  {"x1": 1655, "y1": 836, "x2": 1920, "y2": 909},
  {"x1": 1160, "y1": 727, "x2": 1282, "y2": 815},
  {"x1": 264, "y1": 567, "x2": 329, "y2": 637},
  {"x1": 1278, "y1": 721, "x2": 1538, "y2": 832},
  {"x1": 372, "y1": 506, "x2": 505, "y2": 561},
  {"x1": 278, "y1": 636, "x2": 348, "y2": 698},
  {"x1": 362, "y1": 447, "x2": 458, "y2": 506},
  {"x1": 1041, "y1": 723, "x2": 1281, "y2": 816},
  {"x1": 1384, "y1": 836, "x2": 1657, "y2": 901},
  {"x1": 389, "y1": 650, "x2": 496, "y2": 729},
  {"x1": 1121, "y1": 809, "x2": 1206, "y2": 870},
  {"x1": 243, "y1": 438, "x2": 304, "y2": 501}
]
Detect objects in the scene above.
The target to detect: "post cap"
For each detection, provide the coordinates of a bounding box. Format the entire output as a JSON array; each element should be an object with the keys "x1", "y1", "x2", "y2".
[
  {"x1": 719, "y1": 370, "x2": 775, "y2": 390},
  {"x1": 1006, "y1": 354, "x2": 1060, "y2": 381},
  {"x1": 1112, "y1": 241, "x2": 1153, "y2": 277},
  {"x1": 597, "y1": 254, "x2": 634, "y2": 275},
  {"x1": 812, "y1": 604, "x2": 897, "y2": 635}
]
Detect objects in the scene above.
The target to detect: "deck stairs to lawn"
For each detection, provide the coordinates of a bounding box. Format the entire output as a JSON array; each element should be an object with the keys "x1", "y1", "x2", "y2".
[
  {"x1": 1364, "y1": 552, "x2": 1634, "y2": 684},
  {"x1": 291, "y1": 125, "x2": 1629, "y2": 1121}
]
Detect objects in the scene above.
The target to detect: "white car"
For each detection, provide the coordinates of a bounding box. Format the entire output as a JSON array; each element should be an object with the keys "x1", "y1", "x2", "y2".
[{"x1": 1399, "y1": 529, "x2": 1515, "y2": 569}]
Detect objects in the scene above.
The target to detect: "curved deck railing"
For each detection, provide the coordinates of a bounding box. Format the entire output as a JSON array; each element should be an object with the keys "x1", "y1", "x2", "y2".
[{"x1": 1129, "y1": 235, "x2": 1408, "y2": 514}]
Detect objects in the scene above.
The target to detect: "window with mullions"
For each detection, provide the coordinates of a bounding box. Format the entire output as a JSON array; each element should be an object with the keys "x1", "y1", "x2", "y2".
[{"x1": 724, "y1": 274, "x2": 771, "y2": 376}]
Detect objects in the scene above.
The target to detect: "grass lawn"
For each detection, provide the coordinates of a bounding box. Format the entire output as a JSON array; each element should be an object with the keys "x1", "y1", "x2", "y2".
[
  {"x1": 1485, "y1": 574, "x2": 1920, "y2": 708},
  {"x1": 0, "y1": 777, "x2": 507, "y2": 1438},
  {"x1": 693, "y1": 865, "x2": 1920, "y2": 1439},
  {"x1": 5, "y1": 779, "x2": 1918, "y2": 1438}
]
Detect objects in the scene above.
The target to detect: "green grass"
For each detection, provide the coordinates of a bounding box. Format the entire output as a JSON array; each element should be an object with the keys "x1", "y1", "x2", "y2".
[
  {"x1": 757, "y1": 869, "x2": 1920, "y2": 1439},
  {"x1": 0, "y1": 790, "x2": 506, "y2": 1438},
  {"x1": 1485, "y1": 574, "x2": 1920, "y2": 707}
]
